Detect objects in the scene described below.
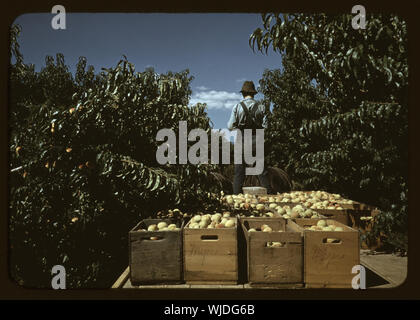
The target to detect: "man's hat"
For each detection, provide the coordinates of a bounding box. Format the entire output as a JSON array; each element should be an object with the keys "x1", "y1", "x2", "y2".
[{"x1": 240, "y1": 81, "x2": 258, "y2": 95}]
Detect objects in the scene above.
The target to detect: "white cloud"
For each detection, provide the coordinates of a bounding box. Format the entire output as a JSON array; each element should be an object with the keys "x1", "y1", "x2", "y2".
[
  {"x1": 196, "y1": 86, "x2": 209, "y2": 91},
  {"x1": 190, "y1": 89, "x2": 242, "y2": 110},
  {"x1": 236, "y1": 78, "x2": 246, "y2": 83}
]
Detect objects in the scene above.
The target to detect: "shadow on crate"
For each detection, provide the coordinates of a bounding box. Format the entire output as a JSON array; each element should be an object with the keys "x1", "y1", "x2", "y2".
[{"x1": 237, "y1": 225, "x2": 248, "y2": 284}]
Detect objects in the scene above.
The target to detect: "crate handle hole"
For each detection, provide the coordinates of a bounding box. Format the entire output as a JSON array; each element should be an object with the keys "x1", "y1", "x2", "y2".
[
  {"x1": 201, "y1": 235, "x2": 218, "y2": 241},
  {"x1": 323, "y1": 238, "x2": 342, "y2": 244},
  {"x1": 265, "y1": 242, "x2": 286, "y2": 248},
  {"x1": 144, "y1": 236, "x2": 164, "y2": 241}
]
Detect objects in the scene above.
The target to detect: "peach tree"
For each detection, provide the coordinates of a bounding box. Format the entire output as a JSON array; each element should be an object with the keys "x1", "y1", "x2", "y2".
[
  {"x1": 252, "y1": 14, "x2": 408, "y2": 252},
  {"x1": 9, "y1": 25, "x2": 221, "y2": 287}
]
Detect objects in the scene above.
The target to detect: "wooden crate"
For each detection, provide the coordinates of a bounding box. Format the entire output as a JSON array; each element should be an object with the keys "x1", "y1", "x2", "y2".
[
  {"x1": 237, "y1": 210, "x2": 282, "y2": 219},
  {"x1": 337, "y1": 200, "x2": 376, "y2": 211},
  {"x1": 265, "y1": 203, "x2": 327, "y2": 222},
  {"x1": 314, "y1": 206, "x2": 379, "y2": 229},
  {"x1": 349, "y1": 209, "x2": 382, "y2": 250},
  {"x1": 290, "y1": 219, "x2": 360, "y2": 288},
  {"x1": 240, "y1": 217, "x2": 303, "y2": 286},
  {"x1": 242, "y1": 186, "x2": 267, "y2": 195},
  {"x1": 331, "y1": 200, "x2": 378, "y2": 225},
  {"x1": 316, "y1": 205, "x2": 381, "y2": 249},
  {"x1": 347, "y1": 208, "x2": 379, "y2": 227},
  {"x1": 267, "y1": 202, "x2": 309, "y2": 212},
  {"x1": 183, "y1": 218, "x2": 238, "y2": 284},
  {"x1": 312, "y1": 208, "x2": 349, "y2": 225},
  {"x1": 277, "y1": 193, "x2": 378, "y2": 227},
  {"x1": 129, "y1": 219, "x2": 184, "y2": 285}
]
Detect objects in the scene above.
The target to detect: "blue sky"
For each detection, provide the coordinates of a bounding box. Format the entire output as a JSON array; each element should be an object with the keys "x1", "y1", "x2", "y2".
[{"x1": 13, "y1": 13, "x2": 283, "y2": 129}]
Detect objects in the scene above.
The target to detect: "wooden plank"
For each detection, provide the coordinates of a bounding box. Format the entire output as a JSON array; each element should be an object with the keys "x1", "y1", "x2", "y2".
[
  {"x1": 189, "y1": 284, "x2": 244, "y2": 289},
  {"x1": 116, "y1": 250, "x2": 406, "y2": 290},
  {"x1": 111, "y1": 266, "x2": 130, "y2": 289},
  {"x1": 187, "y1": 281, "x2": 240, "y2": 287},
  {"x1": 360, "y1": 251, "x2": 407, "y2": 287},
  {"x1": 305, "y1": 283, "x2": 356, "y2": 289},
  {"x1": 124, "y1": 277, "x2": 191, "y2": 289},
  {"x1": 244, "y1": 283, "x2": 304, "y2": 289}
]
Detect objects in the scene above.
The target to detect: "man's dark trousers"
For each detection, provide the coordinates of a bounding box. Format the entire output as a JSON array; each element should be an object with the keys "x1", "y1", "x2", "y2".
[{"x1": 233, "y1": 130, "x2": 271, "y2": 194}]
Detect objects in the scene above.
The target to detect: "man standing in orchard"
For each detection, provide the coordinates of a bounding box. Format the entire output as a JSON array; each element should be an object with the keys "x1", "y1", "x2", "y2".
[{"x1": 227, "y1": 80, "x2": 271, "y2": 194}]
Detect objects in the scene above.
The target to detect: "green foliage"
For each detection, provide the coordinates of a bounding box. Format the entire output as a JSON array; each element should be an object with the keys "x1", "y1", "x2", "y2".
[
  {"x1": 9, "y1": 26, "x2": 221, "y2": 287},
  {"x1": 253, "y1": 13, "x2": 408, "y2": 253}
]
